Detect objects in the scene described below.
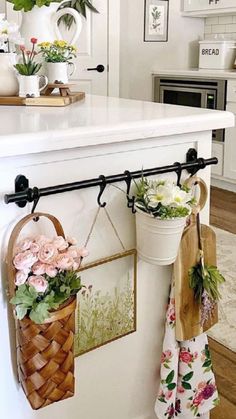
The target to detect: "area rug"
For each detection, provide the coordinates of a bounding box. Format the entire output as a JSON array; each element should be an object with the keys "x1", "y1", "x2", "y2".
[{"x1": 207, "y1": 227, "x2": 236, "y2": 353}]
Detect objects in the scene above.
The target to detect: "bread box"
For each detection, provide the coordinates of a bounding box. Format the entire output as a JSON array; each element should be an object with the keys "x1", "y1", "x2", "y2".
[{"x1": 199, "y1": 40, "x2": 236, "y2": 70}]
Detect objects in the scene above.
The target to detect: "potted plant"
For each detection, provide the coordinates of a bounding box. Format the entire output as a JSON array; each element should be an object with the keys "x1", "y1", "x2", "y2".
[
  {"x1": 0, "y1": 15, "x2": 20, "y2": 96},
  {"x1": 38, "y1": 40, "x2": 77, "y2": 83},
  {"x1": 8, "y1": 212, "x2": 88, "y2": 409},
  {"x1": 14, "y1": 38, "x2": 48, "y2": 97},
  {"x1": 134, "y1": 177, "x2": 194, "y2": 266}
]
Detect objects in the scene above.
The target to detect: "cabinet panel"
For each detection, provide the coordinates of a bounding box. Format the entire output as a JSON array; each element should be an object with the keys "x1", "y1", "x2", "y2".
[
  {"x1": 224, "y1": 103, "x2": 236, "y2": 180},
  {"x1": 212, "y1": 142, "x2": 224, "y2": 176},
  {"x1": 183, "y1": 0, "x2": 236, "y2": 14}
]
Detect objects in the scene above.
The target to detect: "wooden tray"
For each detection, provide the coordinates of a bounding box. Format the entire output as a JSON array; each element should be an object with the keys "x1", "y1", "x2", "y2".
[{"x1": 0, "y1": 91, "x2": 85, "y2": 107}]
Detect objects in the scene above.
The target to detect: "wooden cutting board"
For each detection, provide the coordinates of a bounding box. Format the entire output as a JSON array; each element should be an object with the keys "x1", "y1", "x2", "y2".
[
  {"x1": 174, "y1": 177, "x2": 218, "y2": 341},
  {"x1": 0, "y1": 92, "x2": 85, "y2": 107}
]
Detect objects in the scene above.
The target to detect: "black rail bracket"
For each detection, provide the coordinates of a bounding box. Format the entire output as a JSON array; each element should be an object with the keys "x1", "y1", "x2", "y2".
[{"x1": 15, "y1": 175, "x2": 29, "y2": 208}]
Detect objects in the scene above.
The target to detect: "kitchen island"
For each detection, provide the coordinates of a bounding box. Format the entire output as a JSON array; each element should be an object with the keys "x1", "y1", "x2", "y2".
[{"x1": 0, "y1": 95, "x2": 234, "y2": 419}]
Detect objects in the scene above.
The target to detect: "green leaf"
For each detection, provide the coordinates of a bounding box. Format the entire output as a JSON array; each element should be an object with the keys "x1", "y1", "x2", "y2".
[
  {"x1": 29, "y1": 302, "x2": 50, "y2": 324},
  {"x1": 166, "y1": 370, "x2": 174, "y2": 384},
  {"x1": 15, "y1": 304, "x2": 28, "y2": 320},
  {"x1": 183, "y1": 371, "x2": 194, "y2": 382},
  {"x1": 182, "y1": 381, "x2": 192, "y2": 390},
  {"x1": 167, "y1": 383, "x2": 176, "y2": 390},
  {"x1": 202, "y1": 360, "x2": 212, "y2": 368}
]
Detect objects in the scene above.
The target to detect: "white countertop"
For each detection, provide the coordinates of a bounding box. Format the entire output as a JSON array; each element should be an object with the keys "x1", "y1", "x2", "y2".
[
  {"x1": 0, "y1": 94, "x2": 234, "y2": 158},
  {"x1": 152, "y1": 68, "x2": 236, "y2": 79}
]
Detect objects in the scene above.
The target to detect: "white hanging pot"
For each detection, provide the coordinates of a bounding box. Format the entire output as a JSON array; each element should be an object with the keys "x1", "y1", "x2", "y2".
[
  {"x1": 135, "y1": 208, "x2": 187, "y2": 266},
  {"x1": 0, "y1": 53, "x2": 18, "y2": 96},
  {"x1": 19, "y1": 2, "x2": 82, "y2": 48}
]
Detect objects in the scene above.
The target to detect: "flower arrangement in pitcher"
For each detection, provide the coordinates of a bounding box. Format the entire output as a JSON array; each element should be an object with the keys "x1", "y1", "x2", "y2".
[
  {"x1": 0, "y1": 14, "x2": 20, "y2": 53},
  {"x1": 14, "y1": 38, "x2": 41, "y2": 75},
  {"x1": 10, "y1": 234, "x2": 88, "y2": 324},
  {"x1": 38, "y1": 40, "x2": 77, "y2": 63},
  {"x1": 135, "y1": 177, "x2": 194, "y2": 219}
]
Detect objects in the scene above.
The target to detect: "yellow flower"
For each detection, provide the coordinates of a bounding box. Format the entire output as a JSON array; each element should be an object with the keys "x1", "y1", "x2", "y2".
[
  {"x1": 38, "y1": 42, "x2": 51, "y2": 48},
  {"x1": 71, "y1": 45, "x2": 77, "y2": 52},
  {"x1": 53, "y1": 40, "x2": 68, "y2": 48}
]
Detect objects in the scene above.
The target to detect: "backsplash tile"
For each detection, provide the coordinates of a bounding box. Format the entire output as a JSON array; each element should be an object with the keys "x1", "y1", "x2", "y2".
[{"x1": 205, "y1": 15, "x2": 236, "y2": 40}]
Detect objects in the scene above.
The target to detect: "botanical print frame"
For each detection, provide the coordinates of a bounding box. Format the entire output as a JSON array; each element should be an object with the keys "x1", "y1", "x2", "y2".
[
  {"x1": 144, "y1": 0, "x2": 169, "y2": 42},
  {"x1": 74, "y1": 249, "x2": 137, "y2": 357}
]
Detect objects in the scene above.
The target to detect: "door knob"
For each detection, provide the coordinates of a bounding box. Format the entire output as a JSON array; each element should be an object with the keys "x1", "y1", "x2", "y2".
[{"x1": 87, "y1": 64, "x2": 105, "y2": 73}]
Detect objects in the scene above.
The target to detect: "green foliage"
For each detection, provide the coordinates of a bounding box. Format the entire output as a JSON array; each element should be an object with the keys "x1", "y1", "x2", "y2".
[
  {"x1": 74, "y1": 277, "x2": 135, "y2": 356},
  {"x1": 7, "y1": 0, "x2": 57, "y2": 12},
  {"x1": 59, "y1": 0, "x2": 99, "y2": 28},
  {"x1": 10, "y1": 271, "x2": 82, "y2": 324},
  {"x1": 189, "y1": 263, "x2": 225, "y2": 303},
  {"x1": 14, "y1": 61, "x2": 41, "y2": 76}
]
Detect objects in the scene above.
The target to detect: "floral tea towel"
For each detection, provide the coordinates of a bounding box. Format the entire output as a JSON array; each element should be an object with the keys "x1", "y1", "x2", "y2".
[{"x1": 155, "y1": 283, "x2": 219, "y2": 419}]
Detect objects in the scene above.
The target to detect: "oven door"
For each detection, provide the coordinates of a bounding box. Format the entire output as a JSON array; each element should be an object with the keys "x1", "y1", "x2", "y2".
[{"x1": 159, "y1": 86, "x2": 217, "y2": 109}]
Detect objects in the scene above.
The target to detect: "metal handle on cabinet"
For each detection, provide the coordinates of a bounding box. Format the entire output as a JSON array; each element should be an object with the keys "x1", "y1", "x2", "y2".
[{"x1": 87, "y1": 64, "x2": 105, "y2": 73}]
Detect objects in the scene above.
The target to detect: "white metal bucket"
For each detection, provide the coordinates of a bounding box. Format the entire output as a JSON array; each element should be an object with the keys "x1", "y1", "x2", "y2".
[{"x1": 135, "y1": 209, "x2": 187, "y2": 266}]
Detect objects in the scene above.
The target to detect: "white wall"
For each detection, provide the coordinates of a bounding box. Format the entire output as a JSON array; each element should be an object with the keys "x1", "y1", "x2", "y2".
[
  {"x1": 0, "y1": 0, "x2": 5, "y2": 13},
  {"x1": 119, "y1": 0, "x2": 204, "y2": 101}
]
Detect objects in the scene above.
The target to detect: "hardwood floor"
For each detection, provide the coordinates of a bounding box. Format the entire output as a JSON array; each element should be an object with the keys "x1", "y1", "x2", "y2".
[
  {"x1": 210, "y1": 186, "x2": 236, "y2": 234},
  {"x1": 210, "y1": 187, "x2": 236, "y2": 419}
]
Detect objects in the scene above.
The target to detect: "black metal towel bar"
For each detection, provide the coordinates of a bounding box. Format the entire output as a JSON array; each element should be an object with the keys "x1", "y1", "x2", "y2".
[{"x1": 4, "y1": 152, "x2": 218, "y2": 208}]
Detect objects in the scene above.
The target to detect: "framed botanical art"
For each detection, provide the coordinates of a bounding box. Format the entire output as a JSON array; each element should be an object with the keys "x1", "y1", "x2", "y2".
[
  {"x1": 144, "y1": 0, "x2": 169, "y2": 42},
  {"x1": 74, "y1": 249, "x2": 137, "y2": 357}
]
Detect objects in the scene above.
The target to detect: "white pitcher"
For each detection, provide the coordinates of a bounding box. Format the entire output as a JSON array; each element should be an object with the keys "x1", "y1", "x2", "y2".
[
  {"x1": 0, "y1": 53, "x2": 18, "y2": 96},
  {"x1": 19, "y1": 1, "x2": 82, "y2": 48}
]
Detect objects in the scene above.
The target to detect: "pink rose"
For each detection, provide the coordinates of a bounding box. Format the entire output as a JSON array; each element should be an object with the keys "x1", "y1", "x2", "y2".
[
  {"x1": 30, "y1": 242, "x2": 40, "y2": 254},
  {"x1": 15, "y1": 270, "x2": 28, "y2": 286},
  {"x1": 179, "y1": 351, "x2": 193, "y2": 364},
  {"x1": 53, "y1": 236, "x2": 68, "y2": 251},
  {"x1": 177, "y1": 386, "x2": 185, "y2": 394},
  {"x1": 193, "y1": 392, "x2": 204, "y2": 406},
  {"x1": 77, "y1": 247, "x2": 89, "y2": 258},
  {"x1": 165, "y1": 390, "x2": 173, "y2": 400},
  {"x1": 32, "y1": 261, "x2": 46, "y2": 275},
  {"x1": 198, "y1": 381, "x2": 207, "y2": 391},
  {"x1": 34, "y1": 235, "x2": 51, "y2": 246},
  {"x1": 56, "y1": 254, "x2": 74, "y2": 270},
  {"x1": 45, "y1": 265, "x2": 58, "y2": 278},
  {"x1": 67, "y1": 236, "x2": 77, "y2": 245},
  {"x1": 28, "y1": 275, "x2": 48, "y2": 293},
  {"x1": 169, "y1": 310, "x2": 176, "y2": 322},
  {"x1": 66, "y1": 246, "x2": 79, "y2": 259},
  {"x1": 18, "y1": 238, "x2": 33, "y2": 251},
  {"x1": 38, "y1": 243, "x2": 58, "y2": 264},
  {"x1": 194, "y1": 351, "x2": 198, "y2": 359},
  {"x1": 13, "y1": 250, "x2": 38, "y2": 271},
  {"x1": 72, "y1": 261, "x2": 80, "y2": 271}
]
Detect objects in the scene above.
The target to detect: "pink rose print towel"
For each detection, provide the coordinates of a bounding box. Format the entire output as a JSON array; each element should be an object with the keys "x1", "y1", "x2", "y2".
[{"x1": 155, "y1": 283, "x2": 219, "y2": 419}]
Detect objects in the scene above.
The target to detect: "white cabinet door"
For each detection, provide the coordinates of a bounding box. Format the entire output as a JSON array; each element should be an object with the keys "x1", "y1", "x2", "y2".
[
  {"x1": 183, "y1": 0, "x2": 210, "y2": 12},
  {"x1": 224, "y1": 103, "x2": 236, "y2": 180},
  {"x1": 183, "y1": 0, "x2": 236, "y2": 13}
]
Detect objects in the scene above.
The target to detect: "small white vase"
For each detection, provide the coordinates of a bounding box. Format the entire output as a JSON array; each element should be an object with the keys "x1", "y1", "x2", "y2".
[
  {"x1": 0, "y1": 53, "x2": 19, "y2": 96},
  {"x1": 18, "y1": 74, "x2": 48, "y2": 98},
  {"x1": 135, "y1": 208, "x2": 187, "y2": 266},
  {"x1": 19, "y1": 2, "x2": 82, "y2": 49},
  {"x1": 46, "y1": 62, "x2": 76, "y2": 84}
]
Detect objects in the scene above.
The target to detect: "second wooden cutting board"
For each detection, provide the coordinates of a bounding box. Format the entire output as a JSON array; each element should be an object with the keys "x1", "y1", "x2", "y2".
[{"x1": 174, "y1": 177, "x2": 218, "y2": 341}]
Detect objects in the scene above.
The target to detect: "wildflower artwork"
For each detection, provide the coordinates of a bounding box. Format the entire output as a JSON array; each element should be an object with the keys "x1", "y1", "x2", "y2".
[
  {"x1": 74, "y1": 250, "x2": 137, "y2": 356},
  {"x1": 144, "y1": 0, "x2": 169, "y2": 42}
]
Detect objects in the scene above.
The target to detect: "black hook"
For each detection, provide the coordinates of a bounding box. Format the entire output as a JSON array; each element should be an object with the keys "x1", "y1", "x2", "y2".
[
  {"x1": 124, "y1": 170, "x2": 136, "y2": 214},
  {"x1": 174, "y1": 162, "x2": 182, "y2": 186},
  {"x1": 30, "y1": 187, "x2": 40, "y2": 221},
  {"x1": 97, "y1": 175, "x2": 107, "y2": 207}
]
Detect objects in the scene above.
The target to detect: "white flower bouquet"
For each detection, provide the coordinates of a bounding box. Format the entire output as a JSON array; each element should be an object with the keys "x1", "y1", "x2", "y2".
[
  {"x1": 135, "y1": 177, "x2": 194, "y2": 219},
  {"x1": 0, "y1": 14, "x2": 20, "y2": 52}
]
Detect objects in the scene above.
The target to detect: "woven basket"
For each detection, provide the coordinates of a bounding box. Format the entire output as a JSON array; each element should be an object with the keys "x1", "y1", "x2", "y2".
[{"x1": 7, "y1": 212, "x2": 76, "y2": 410}]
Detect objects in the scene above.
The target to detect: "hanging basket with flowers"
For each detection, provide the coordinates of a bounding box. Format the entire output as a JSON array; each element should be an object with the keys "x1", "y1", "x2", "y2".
[
  {"x1": 7, "y1": 212, "x2": 88, "y2": 410},
  {"x1": 134, "y1": 177, "x2": 195, "y2": 266}
]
